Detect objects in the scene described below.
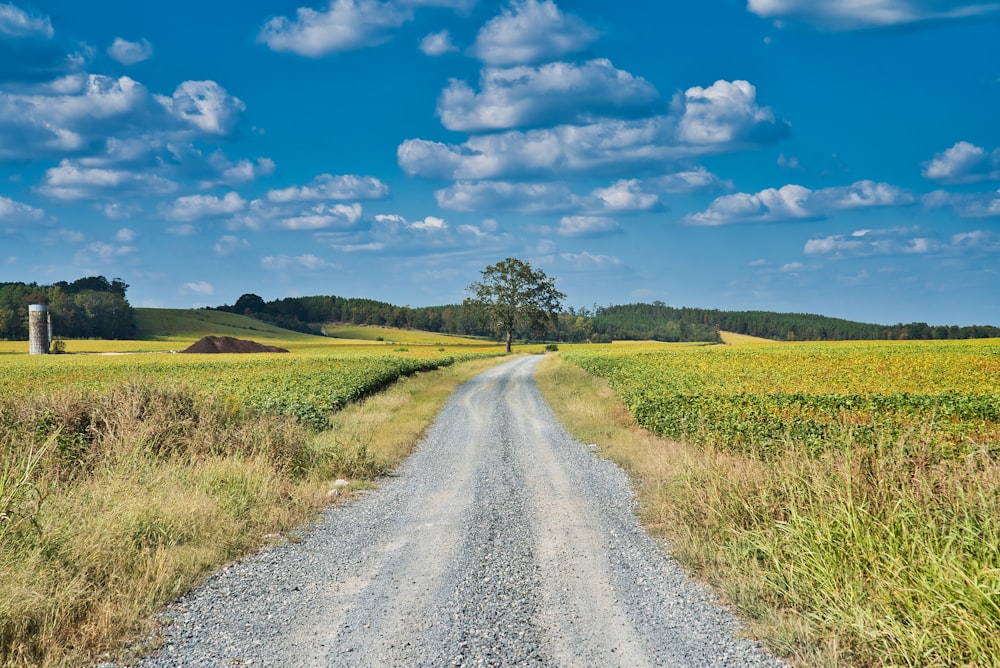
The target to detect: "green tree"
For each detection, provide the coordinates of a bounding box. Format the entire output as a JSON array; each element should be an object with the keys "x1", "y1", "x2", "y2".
[{"x1": 464, "y1": 258, "x2": 565, "y2": 353}]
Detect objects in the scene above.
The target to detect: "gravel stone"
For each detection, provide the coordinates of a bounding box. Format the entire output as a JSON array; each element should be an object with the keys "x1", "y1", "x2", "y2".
[{"x1": 127, "y1": 356, "x2": 786, "y2": 667}]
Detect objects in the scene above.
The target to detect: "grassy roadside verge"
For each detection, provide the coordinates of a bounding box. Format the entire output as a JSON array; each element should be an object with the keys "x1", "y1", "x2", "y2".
[
  {"x1": 0, "y1": 355, "x2": 510, "y2": 667},
  {"x1": 534, "y1": 354, "x2": 1000, "y2": 667}
]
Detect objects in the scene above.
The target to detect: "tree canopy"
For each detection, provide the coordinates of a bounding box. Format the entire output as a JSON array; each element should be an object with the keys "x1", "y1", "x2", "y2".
[{"x1": 463, "y1": 258, "x2": 565, "y2": 352}]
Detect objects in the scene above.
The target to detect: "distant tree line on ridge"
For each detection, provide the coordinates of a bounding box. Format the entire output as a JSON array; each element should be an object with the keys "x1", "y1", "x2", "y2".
[
  {"x1": 214, "y1": 294, "x2": 1000, "y2": 343},
  {"x1": 0, "y1": 276, "x2": 135, "y2": 341}
]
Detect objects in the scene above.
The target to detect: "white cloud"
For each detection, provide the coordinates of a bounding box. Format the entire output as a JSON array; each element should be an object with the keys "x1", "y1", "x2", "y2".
[
  {"x1": 166, "y1": 223, "x2": 198, "y2": 236},
  {"x1": 114, "y1": 227, "x2": 136, "y2": 242},
  {"x1": 261, "y1": 253, "x2": 336, "y2": 270},
  {"x1": 74, "y1": 241, "x2": 136, "y2": 266},
  {"x1": 923, "y1": 189, "x2": 1000, "y2": 217},
  {"x1": 373, "y1": 212, "x2": 448, "y2": 231},
  {"x1": 0, "y1": 195, "x2": 46, "y2": 224},
  {"x1": 335, "y1": 242, "x2": 386, "y2": 252},
  {"x1": 687, "y1": 180, "x2": 913, "y2": 225},
  {"x1": 435, "y1": 180, "x2": 579, "y2": 212},
  {"x1": 676, "y1": 80, "x2": 785, "y2": 145},
  {"x1": 107, "y1": 37, "x2": 153, "y2": 65},
  {"x1": 805, "y1": 226, "x2": 941, "y2": 257},
  {"x1": 37, "y1": 160, "x2": 178, "y2": 200},
  {"x1": 401, "y1": 79, "x2": 787, "y2": 179},
  {"x1": 267, "y1": 173, "x2": 389, "y2": 202},
  {"x1": 556, "y1": 215, "x2": 620, "y2": 237},
  {"x1": 0, "y1": 3, "x2": 53, "y2": 38},
  {"x1": 922, "y1": 141, "x2": 1000, "y2": 184},
  {"x1": 155, "y1": 80, "x2": 245, "y2": 135},
  {"x1": 0, "y1": 75, "x2": 245, "y2": 162},
  {"x1": 181, "y1": 281, "x2": 214, "y2": 295},
  {"x1": 277, "y1": 203, "x2": 364, "y2": 230},
  {"x1": 470, "y1": 0, "x2": 598, "y2": 66},
  {"x1": 258, "y1": 0, "x2": 414, "y2": 56},
  {"x1": 587, "y1": 180, "x2": 660, "y2": 213},
  {"x1": 435, "y1": 168, "x2": 727, "y2": 214},
  {"x1": 558, "y1": 251, "x2": 622, "y2": 269},
  {"x1": 438, "y1": 59, "x2": 658, "y2": 132},
  {"x1": 218, "y1": 157, "x2": 276, "y2": 185},
  {"x1": 420, "y1": 30, "x2": 458, "y2": 55},
  {"x1": 746, "y1": 0, "x2": 1000, "y2": 29},
  {"x1": 213, "y1": 235, "x2": 250, "y2": 256},
  {"x1": 163, "y1": 192, "x2": 246, "y2": 221},
  {"x1": 44, "y1": 228, "x2": 84, "y2": 244}
]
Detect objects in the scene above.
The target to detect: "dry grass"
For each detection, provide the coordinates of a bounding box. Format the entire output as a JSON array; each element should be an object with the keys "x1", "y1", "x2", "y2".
[
  {"x1": 0, "y1": 355, "x2": 511, "y2": 667},
  {"x1": 534, "y1": 355, "x2": 1000, "y2": 667}
]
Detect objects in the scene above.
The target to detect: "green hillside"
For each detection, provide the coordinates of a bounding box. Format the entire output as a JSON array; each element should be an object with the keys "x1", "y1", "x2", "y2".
[
  {"x1": 134, "y1": 308, "x2": 324, "y2": 342},
  {"x1": 323, "y1": 324, "x2": 493, "y2": 346}
]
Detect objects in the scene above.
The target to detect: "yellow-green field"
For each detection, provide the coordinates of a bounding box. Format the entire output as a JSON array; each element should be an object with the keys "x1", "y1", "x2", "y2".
[
  {"x1": 553, "y1": 337, "x2": 1000, "y2": 666},
  {"x1": 0, "y1": 309, "x2": 513, "y2": 667},
  {"x1": 322, "y1": 323, "x2": 493, "y2": 346}
]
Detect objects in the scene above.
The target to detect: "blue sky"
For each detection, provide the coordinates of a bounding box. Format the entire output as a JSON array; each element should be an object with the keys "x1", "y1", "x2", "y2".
[{"x1": 1, "y1": 0, "x2": 998, "y2": 325}]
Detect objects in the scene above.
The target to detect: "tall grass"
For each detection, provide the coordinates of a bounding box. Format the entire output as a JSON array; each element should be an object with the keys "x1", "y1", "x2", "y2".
[
  {"x1": 535, "y1": 355, "x2": 1000, "y2": 667},
  {"x1": 1, "y1": 383, "x2": 329, "y2": 667},
  {"x1": 0, "y1": 355, "x2": 511, "y2": 667}
]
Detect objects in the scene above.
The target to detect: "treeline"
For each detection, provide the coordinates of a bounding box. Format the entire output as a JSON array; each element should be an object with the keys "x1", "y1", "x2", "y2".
[
  {"x1": 683, "y1": 308, "x2": 1000, "y2": 341},
  {"x1": 218, "y1": 293, "x2": 1000, "y2": 344},
  {"x1": 0, "y1": 276, "x2": 135, "y2": 341},
  {"x1": 217, "y1": 294, "x2": 721, "y2": 343}
]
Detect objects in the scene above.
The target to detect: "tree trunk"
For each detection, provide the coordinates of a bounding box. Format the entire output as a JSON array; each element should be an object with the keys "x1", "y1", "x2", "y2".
[{"x1": 506, "y1": 328, "x2": 513, "y2": 353}]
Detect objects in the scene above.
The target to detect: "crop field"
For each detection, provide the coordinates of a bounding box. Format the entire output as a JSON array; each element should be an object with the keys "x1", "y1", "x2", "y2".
[
  {"x1": 563, "y1": 338, "x2": 1000, "y2": 458},
  {"x1": 557, "y1": 338, "x2": 1000, "y2": 665},
  {"x1": 0, "y1": 342, "x2": 504, "y2": 430}
]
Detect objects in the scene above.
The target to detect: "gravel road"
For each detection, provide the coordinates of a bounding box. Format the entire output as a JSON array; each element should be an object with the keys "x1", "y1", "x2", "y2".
[{"x1": 133, "y1": 356, "x2": 784, "y2": 667}]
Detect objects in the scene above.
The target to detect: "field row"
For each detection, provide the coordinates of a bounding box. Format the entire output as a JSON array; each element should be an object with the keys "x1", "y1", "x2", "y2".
[
  {"x1": 562, "y1": 339, "x2": 1000, "y2": 458},
  {"x1": 2, "y1": 347, "x2": 500, "y2": 430}
]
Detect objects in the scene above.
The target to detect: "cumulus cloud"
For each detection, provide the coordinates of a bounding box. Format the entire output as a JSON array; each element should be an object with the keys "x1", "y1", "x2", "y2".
[
  {"x1": 438, "y1": 59, "x2": 658, "y2": 132},
  {"x1": 435, "y1": 168, "x2": 726, "y2": 214},
  {"x1": 470, "y1": 0, "x2": 598, "y2": 66},
  {"x1": 923, "y1": 189, "x2": 1000, "y2": 217},
  {"x1": 37, "y1": 160, "x2": 178, "y2": 200},
  {"x1": 676, "y1": 79, "x2": 788, "y2": 145},
  {"x1": 163, "y1": 192, "x2": 247, "y2": 221},
  {"x1": 258, "y1": 0, "x2": 411, "y2": 56},
  {"x1": 74, "y1": 241, "x2": 137, "y2": 266},
  {"x1": 0, "y1": 2, "x2": 53, "y2": 38},
  {"x1": 234, "y1": 199, "x2": 365, "y2": 231},
  {"x1": 746, "y1": 0, "x2": 1000, "y2": 29},
  {"x1": 0, "y1": 195, "x2": 46, "y2": 224},
  {"x1": 558, "y1": 251, "x2": 622, "y2": 270},
  {"x1": 687, "y1": 180, "x2": 913, "y2": 225},
  {"x1": 0, "y1": 75, "x2": 246, "y2": 162},
  {"x1": 181, "y1": 281, "x2": 214, "y2": 295},
  {"x1": 401, "y1": 80, "x2": 786, "y2": 179},
  {"x1": 922, "y1": 141, "x2": 1000, "y2": 184},
  {"x1": 805, "y1": 226, "x2": 943, "y2": 257},
  {"x1": 420, "y1": 30, "x2": 458, "y2": 55},
  {"x1": 114, "y1": 227, "x2": 136, "y2": 242},
  {"x1": 374, "y1": 213, "x2": 449, "y2": 231},
  {"x1": 435, "y1": 181, "x2": 579, "y2": 212},
  {"x1": 267, "y1": 173, "x2": 389, "y2": 202},
  {"x1": 155, "y1": 80, "x2": 245, "y2": 135},
  {"x1": 261, "y1": 253, "x2": 336, "y2": 270},
  {"x1": 556, "y1": 215, "x2": 620, "y2": 237},
  {"x1": 107, "y1": 37, "x2": 153, "y2": 65}
]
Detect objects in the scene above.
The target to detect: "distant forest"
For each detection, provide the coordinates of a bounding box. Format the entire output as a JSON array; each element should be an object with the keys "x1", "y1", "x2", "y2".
[
  {"x1": 216, "y1": 294, "x2": 1000, "y2": 343},
  {"x1": 0, "y1": 276, "x2": 134, "y2": 341},
  {"x1": 2, "y1": 277, "x2": 995, "y2": 343}
]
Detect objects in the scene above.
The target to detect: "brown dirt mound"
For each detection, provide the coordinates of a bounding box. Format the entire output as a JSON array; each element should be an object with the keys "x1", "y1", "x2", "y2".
[{"x1": 181, "y1": 336, "x2": 289, "y2": 354}]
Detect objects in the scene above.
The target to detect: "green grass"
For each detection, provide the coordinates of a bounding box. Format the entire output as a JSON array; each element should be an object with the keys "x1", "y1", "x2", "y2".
[
  {"x1": 322, "y1": 323, "x2": 494, "y2": 346},
  {"x1": 134, "y1": 308, "x2": 324, "y2": 343}
]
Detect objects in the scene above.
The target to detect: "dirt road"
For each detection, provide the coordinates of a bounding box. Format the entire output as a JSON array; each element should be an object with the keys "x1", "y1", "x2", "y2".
[{"x1": 138, "y1": 356, "x2": 782, "y2": 667}]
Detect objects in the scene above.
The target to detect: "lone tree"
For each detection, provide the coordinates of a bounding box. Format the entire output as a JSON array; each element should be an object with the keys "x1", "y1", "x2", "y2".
[{"x1": 464, "y1": 258, "x2": 565, "y2": 353}]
